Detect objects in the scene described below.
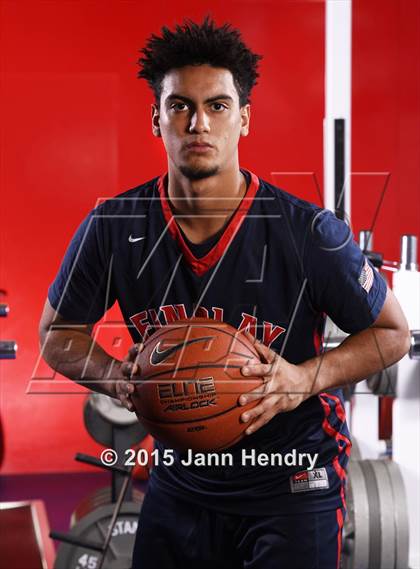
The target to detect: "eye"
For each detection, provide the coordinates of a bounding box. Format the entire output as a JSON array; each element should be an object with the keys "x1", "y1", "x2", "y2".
[
  {"x1": 211, "y1": 102, "x2": 227, "y2": 112},
  {"x1": 170, "y1": 102, "x2": 189, "y2": 112}
]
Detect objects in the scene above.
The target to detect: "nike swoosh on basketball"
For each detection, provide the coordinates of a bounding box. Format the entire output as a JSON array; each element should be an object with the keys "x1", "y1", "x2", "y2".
[
  {"x1": 128, "y1": 235, "x2": 146, "y2": 243},
  {"x1": 150, "y1": 336, "x2": 213, "y2": 366}
]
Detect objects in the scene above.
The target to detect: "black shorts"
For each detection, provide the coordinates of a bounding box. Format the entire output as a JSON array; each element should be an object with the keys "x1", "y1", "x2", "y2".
[{"x1": 131, "y1": 487, "x2": 345, "y2": 569}]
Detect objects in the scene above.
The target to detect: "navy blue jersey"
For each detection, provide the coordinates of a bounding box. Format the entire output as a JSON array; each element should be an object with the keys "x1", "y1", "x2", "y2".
[{"x1": 48, "y1": 170, "x2": 387, "y2": 516}]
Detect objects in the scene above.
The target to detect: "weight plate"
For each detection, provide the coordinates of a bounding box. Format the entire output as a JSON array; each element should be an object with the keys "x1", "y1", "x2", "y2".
[
  {"x1": 54, "y1": 502, "x2": 142, "y2": 569},
  {"x1": 83, "y1": 398, "x2": 147, "y2": 447},
  {"x1": 89, "y1": 393, "x2": 138, "y2": 426},
  {"x1": 342, "y1": 460, "x2": 370, "y2": 569},
  {"x1": 359, "y1": 460, "x2": 382, "y2": 569},
  {"x1": 368, "y1": 459, "x2": 396, "y2": 569},
  {"x1": 366, "y1": 364, "x2": 397, "y2": 396},
  {"x1": 385, "y1": 460, "x2": 409, "y2": 569},
  {"x1": 350, "y1": 437, "x2": 362, "y2": 462},
  {"x1": 84, "y1": 398, "x2": 115, "y2": 446},
  {"x1": 409, "y1": 330, "x2": 420, "y2": 360},
  {"x1": 70, "y1": 486, "x2": 144, "y2": 528}
]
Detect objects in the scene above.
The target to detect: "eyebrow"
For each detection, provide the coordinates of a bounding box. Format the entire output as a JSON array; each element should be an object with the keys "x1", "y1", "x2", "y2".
[{"x1": 166, "y1": 93, "x2": 234, "y2": 104}]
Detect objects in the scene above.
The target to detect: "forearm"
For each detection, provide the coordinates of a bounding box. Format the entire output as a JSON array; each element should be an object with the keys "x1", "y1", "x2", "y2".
[
  {"x1": 40, "y1": 328, "x2": 122, "y2": 397},
  {"x1": 301, "y1": 325, "x2": 411, "y2": 394}
]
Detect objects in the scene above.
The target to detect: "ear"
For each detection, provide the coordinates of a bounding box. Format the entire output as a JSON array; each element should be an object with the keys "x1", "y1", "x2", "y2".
[
  {"x1": 151, "y1": 103, "x2": 161, "y2": 137},
  {"x1": 240, "y1": 104, "x2": 251, "y2": 137}
]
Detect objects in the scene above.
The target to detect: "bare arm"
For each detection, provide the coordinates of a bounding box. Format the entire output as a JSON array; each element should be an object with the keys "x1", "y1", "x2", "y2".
[
  {"x1": 39, "y1": 298, "x2": 139, "y2": 408},
  {"x1": 302, "y1": 286, "x2": 411, "y2": 392},
  {"x1": 239, "y1": 287, "x2": 411, "y2": 434}
]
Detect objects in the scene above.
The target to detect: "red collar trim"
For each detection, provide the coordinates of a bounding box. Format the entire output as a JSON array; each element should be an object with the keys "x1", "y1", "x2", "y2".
[{"x1": 157, "y1": 170, "x2": 260, "y2": 276}]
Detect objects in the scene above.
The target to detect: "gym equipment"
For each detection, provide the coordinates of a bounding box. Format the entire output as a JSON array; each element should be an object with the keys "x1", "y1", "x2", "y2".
[
  {"x1": 51, "y1": 391, "x2": 148, "y2": 568},
  {"x1": 342, "y1": 458, "x2": 409, "y2": 569},
  {"x1": 131, "y1": 317, "x2": 263, "y2": 451},
  {"x1": 366, "y1": 363, "x2": 398, "y2": 396},
  {"x1": 89, "y1": 392, "x2": 139, "y2": 426},
  {"x1": 0, "y1": 294, "x2": 17, "y2": 359},
  {"x1": 0, "y1": 340, "x2": 17, "y2": 359},
  {"x1": 54, "y1": 502, "x2": 141, "y2": 569},
  {"x1": 70, "y1": 486, "x2": 144, "y2": 527},
  {"x1": 0, "y1": 303, "x2": 9, "y2": 317},
  {"x1": 51, "y1": 453, "x2": 141, "y2": 569},
  {"x1": 0, "y1": 500, "x2": 55, "y2": 569},
  {"x1": 84, "y1": 395, "x2": 147, "y2": 448},
  {"x1": 349, "y1": 436, "x2": 361, "y2": 461},
  {"x1": 410, "y1": 330, "x2": 420, "y2": 360},
  {"x1": 366, "y1": 330, "x2": 419, "y2": 393},
  {"x1": 84, "y1": 393, "x2": 148, "y2": 500}
]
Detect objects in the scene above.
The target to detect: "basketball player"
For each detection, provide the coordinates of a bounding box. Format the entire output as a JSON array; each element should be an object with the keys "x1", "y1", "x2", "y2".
[{"x1": 39, "y1": 18, "x2": 410, "y2": 569}]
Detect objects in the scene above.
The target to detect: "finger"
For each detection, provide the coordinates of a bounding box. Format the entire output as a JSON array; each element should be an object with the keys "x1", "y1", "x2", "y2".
[
  {"x1": 121, "y1": 395, "x2": 135, "y2": 411},
  {"x1": 252, "y1": 340, "x2": 276, "y2": 364},
  {"x1": 123, "y1": 343, "x2": 144, "y2": 364},
  {"x1": 116, "y1": 380, "x2": 135, "y2": 397},
  {"x1": 120, "y1": 361, "x2": 139, "y2": 378},
  {"x1": 244, "y1": 411, "x2": 276, "y2": 435},
  {"x1": 239, "y1": 381, "x2": 268, "y2": 405},
  {"x1": 241, "y1": 400, "x2": 266, "y2": 424},
  {"x1": 117, "y1": 386, "x2": 136, "y2": 411},
  {"x1": 132, "y1": 344, "x2": 144, "y2": 376},
  {"x1": 241, "y1": 362, "x2": 272, "y2": 377},
  {"x1": 241, "y1": 395, "x2": 276, "y2": 426}
]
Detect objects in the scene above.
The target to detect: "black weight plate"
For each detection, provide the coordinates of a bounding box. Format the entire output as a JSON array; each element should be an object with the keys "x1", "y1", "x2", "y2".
[
  {"x1": 83, "y1": 398, "x2": 147, "y2": 447},
  {"x1": 70, "y1": 486, "x2": 145, "y2": 527},
  {"x1": 84, "y1": 398, "x2": 114, "y2": 446},
  {"x1": 54, "y1": 502, "x2": 142, "y2": 569}
]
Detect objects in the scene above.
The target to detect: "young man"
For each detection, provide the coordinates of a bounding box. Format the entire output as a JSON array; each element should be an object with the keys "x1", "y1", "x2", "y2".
[{"x1": 39, "y1": 19, "x2": 409, "y2": 569}]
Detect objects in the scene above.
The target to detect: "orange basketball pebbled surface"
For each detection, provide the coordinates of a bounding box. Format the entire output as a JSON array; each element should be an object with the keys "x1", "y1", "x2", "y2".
[{"x1": 130, "y1": 318, "x2": 264, "y2": 452}]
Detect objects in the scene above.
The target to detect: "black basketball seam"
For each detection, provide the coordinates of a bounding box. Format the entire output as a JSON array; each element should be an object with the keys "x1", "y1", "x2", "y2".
[{"x1": 137, "y1": 363, "x2": 260, "y2": 383}]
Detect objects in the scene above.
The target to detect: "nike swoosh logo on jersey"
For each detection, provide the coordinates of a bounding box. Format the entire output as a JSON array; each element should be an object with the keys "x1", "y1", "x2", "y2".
[
  {"x1": 294, "y1": 472, "x2": 308, "y2": 480},
  {"x1": 128, "y1": 235, "x2": 146, "y2": 243},
  {"x1": 150, "y1": 336, "x2": 213, "y2": 366}
]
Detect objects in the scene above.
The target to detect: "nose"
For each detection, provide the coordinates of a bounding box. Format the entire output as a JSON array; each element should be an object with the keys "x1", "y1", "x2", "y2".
[{"x1": 189, "y1": 109, "x2": 210, "y2": 134}]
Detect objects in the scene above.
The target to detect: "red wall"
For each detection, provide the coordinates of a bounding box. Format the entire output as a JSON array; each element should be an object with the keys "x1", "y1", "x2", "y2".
[
  {"x1": 352, "y1": 0, "x2": 420, "y2": 261},
  {"x1": 0, "y1": 0, "x2": 325, "y2": 473},
  {"x1": 2, "y1": 0, "x2": 418, "y2": 475}
]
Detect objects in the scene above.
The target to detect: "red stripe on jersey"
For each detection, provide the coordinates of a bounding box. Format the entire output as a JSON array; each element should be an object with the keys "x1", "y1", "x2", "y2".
[
  {"x1": 157, "y1": 171, "x2": 260, "y2": 276},
  {"x1": 336, "y1": 507, "x2": 344, "y2": 569},
  {"x1": 313, "y1": 312, "x2": 325, "y2": 355},
  {"x1": 327, "y1": 393, "x2": 347, "y2": 424},
  {"x1": 319, "y1": 394, "x2": 349, "y2": 511},
  {"x1": 319, "y1": 393, "x2": 352, "y2": 455}
]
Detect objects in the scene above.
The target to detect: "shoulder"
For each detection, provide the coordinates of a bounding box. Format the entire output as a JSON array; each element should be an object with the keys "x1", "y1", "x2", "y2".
[
  {"x1": 255, "y1": 175, "x2": 324, "y2": 230},
  {"x1": 254, "y1": 175, "x2": 352, "y2": 250},
  {"x1": 93, "y1": 176, "x2": 160, "y2": 217},
  {"x1": 256, "y1": 176, "x2": 321, "y2": 219}
]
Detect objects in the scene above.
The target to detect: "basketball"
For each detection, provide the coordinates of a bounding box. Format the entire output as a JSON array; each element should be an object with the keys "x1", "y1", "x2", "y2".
[{"x1": 130, "y1": 318, "x2": 264, "y2": 452}]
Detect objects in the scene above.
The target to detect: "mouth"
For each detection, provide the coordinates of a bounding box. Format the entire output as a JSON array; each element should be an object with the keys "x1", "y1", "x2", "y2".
[{"x1": 184, "y1": 142, "x2": 214, "y2": 153}]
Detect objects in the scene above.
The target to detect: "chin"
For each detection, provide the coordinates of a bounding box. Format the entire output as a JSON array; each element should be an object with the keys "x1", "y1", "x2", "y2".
[{"x1": 179, "y1": 164, "x2": 220, "y2": 181}]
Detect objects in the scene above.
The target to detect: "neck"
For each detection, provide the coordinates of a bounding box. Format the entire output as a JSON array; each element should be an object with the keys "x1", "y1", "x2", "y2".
[{"x1": 166, "y1": 163, "x2": 247, "y2": 242}]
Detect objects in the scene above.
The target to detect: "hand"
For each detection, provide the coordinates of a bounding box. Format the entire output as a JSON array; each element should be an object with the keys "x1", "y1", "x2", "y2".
[
  {"x1": 115, "y1": 343, "x2": 144, "y2": 412},
  {"x1": 239, "y1": 332, "x2": 314, "y2": 435}
]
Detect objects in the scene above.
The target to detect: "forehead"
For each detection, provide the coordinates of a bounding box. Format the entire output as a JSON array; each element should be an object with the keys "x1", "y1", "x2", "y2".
[{"x1": 160, "y1": 65, "x2": 239, "y2": 102}]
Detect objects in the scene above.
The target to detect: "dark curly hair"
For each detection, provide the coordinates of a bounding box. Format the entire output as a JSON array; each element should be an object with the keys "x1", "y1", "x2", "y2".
[{"x1": 138, "y1": 17, "x2": 262, "y2": 107}]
